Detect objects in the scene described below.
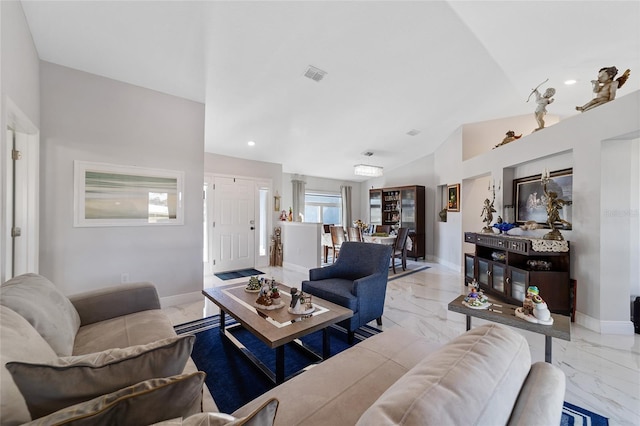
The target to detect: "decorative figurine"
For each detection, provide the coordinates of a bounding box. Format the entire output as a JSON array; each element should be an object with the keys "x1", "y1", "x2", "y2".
[
  {"x1": 480, "y1": 198, "x2": 496, "y2": 233},
  {"x1": 516, "y1": 286, "x2": 553, "y2": 325},
  {"x1": 541, "y1": 169, "x2": 572, "y2": 240},
  {"x1": 279, "y1": 210, "x2": 288, "y2": 221},
  {"x1": 494, "y1": 130, "x2": 522, "y2": 149},
  {"x1": 462, "y1": 279, "x2": 490, "y2": 309},
  {"x1": 532, "y1": 87, "x2": 555, "y2": 132},
  {"x1": 576, "y1": 67, "x2": 631, "y2": 112}
]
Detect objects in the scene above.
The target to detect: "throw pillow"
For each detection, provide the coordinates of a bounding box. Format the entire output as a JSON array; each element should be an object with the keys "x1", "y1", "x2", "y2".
[
  {"x1": 22, "y1": 372, "x2": 205, "y2": 426},
  {"x1": 6, "y1": 334, "x2": 195, "y2": 419},
  {"x1": 1, "y1": 305, "x2": 59, "y2": 425},
  {"x1": 0, "y1": 273, "x2": 81, "y2": 356},
  {"x1": 152, "y1": 398, "x2": 279, "y2": 426}
]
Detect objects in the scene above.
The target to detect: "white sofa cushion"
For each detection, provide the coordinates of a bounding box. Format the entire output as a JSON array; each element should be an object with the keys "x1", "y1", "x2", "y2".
[
  {"x1": 6, "y1": 335, "x2": 195, "y2": 419},
  {"x1": 0, "y1": 273, "x2": 80, "y2": 356},
  {"x1": 356, "y1": 324, "x2": 531, "y2": 426},
  {"x1": 0, "y1": 305, "x2": 58, "y2": 425}
]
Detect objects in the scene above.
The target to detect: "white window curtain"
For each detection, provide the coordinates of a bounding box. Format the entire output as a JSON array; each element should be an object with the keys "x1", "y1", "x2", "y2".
[
  {"x1": 341, "y1": 185, "x2": 352, "y2": 229},
  {"x1": 291, "y1": 175, "x2": 306, "y2": 222}
]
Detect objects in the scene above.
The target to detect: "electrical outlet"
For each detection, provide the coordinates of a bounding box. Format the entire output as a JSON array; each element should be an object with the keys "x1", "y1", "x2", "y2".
[{"x1": 120, "y1": 273, "x2": 129, "y2": 283}]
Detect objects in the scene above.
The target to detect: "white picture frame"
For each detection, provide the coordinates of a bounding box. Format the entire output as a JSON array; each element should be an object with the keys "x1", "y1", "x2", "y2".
[{"x1": 74, "y1": 161, "x2": 184, "y2": 227}]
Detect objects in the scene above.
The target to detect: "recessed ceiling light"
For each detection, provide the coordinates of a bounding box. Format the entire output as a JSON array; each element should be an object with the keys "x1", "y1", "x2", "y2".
[
  {"x1": 564, "y1": 79, "x2": 577, "y2": 85},
  {"x1": 247, "y1": 141, "x2": 255, "y2": 146}
]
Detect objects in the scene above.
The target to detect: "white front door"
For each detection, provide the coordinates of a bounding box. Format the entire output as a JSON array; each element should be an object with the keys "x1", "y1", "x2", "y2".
[{"x1": 211, "y1": 176, "x2": 255, "y2": 272}]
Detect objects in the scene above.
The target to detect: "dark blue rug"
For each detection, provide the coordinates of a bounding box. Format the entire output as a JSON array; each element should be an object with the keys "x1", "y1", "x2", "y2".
[
  {"x1": 214, "y1": 268, "x2": 264, "y2": 281},
  {"x1": 561, "y1": 401, "x2": 609, "y2": 425},
  {"x1": 175, "y1": 315, "x2": 381, "y2": 414}
]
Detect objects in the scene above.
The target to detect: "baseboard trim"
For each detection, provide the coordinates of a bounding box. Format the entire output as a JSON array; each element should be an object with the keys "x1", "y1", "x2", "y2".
[
  {"x1": 575, "y1": 311, "x2": 635, "y2": 335},
  {"x1": 282, "y1": 261, "x2": 310, "y2": 275},
  {"x1": 160, "y1": 291, "x2": 202, "y2": 308}
]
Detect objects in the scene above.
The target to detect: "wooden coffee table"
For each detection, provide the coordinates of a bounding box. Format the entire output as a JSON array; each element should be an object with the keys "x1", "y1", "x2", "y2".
[
  {"x1": 202, "y1": 282, "x2": 353, "y2": 384},
  {"x1": 448, "y1": 294, "x2": 570, "y2": 363}
]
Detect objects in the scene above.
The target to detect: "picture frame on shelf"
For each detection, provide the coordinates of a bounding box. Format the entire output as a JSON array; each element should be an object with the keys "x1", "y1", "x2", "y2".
[
  {"x1": 447, "y1": 183, "x2": 460, "y2": 212},
  {"x1": 74, "y1": 160, "x2": 184, "y2": 227},
  {"x1": 514, "y1": 168, "x2": 572, "y2": 226}
]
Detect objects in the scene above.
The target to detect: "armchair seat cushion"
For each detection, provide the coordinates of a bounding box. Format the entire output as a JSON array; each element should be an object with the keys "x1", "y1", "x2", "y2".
[{"x1": 302, "y1": 279, "x2": 358, "y2": 312}]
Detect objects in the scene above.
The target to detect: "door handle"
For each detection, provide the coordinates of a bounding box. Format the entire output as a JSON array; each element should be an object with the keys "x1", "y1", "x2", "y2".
[{"x1": 250, "y1": 227, "x2": 255, "y2": 230}]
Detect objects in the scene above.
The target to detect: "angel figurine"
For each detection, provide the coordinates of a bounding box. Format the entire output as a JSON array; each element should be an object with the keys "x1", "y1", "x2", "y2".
[
  {"x1": 532, "y1": 87, "x2": 555, "y2": 131},
  {"x1": 576, "y1": 67, "x2": 631, "y2": 112}
]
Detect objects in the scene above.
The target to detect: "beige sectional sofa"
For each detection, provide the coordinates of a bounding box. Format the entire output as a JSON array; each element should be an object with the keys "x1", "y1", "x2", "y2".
[
  {"x1": 1, "y1": 273, "x2": 216, "y2": 425},
  {"x1": 2, "y1": 273, "x2": 566, "y2": 425},
  {"x1": 229, "y1": 323, "x2": 566, "y2": 425}
]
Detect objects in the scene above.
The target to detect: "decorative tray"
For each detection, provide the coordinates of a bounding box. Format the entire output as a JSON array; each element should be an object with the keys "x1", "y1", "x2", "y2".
[
  {"x1": 254, "y1": 300, "x2": 285, "y2": 310},
  {"x1": 288, "y1": 305, "x2": 315, "y2": 315},
  {"x1": 245, "y1": 288, "x2": 261, "y2": 293},
  {"x1": 462, "y1": 300, "x2": 492, "y2": 310}
]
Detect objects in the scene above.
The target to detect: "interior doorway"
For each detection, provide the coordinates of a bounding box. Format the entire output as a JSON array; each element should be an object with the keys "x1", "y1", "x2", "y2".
[{"x1": 2, "y1": 100, "x2": 40, "y2": 282}]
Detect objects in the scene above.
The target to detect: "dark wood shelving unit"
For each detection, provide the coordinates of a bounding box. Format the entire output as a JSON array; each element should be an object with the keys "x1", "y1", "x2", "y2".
[{"x1": 369, "y1": 185, "x2": 425, "y2": 260}]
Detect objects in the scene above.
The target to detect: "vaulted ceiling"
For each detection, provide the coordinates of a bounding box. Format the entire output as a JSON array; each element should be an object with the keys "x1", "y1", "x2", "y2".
[{"x1": 21, "y1": 1, "x2": 640, "y2": 181}]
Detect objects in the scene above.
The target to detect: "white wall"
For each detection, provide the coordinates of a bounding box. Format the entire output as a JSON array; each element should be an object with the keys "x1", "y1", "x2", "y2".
[
  {"x1": 38, "y1": 62, "x2": 205, "y2": 299},
  {"x1": 460, "y1": 92, "x2": 639, "y2": 334},
  {"x1": 0, "y1": 0, "x2": 40, "y2": 282}
]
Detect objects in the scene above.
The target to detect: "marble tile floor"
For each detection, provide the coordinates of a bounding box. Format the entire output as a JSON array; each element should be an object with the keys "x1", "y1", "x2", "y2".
[{"x1": 163, "y1": 262, "x2": 640, "y2": 425}]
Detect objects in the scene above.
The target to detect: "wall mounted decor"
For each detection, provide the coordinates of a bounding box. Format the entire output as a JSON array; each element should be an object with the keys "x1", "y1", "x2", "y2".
[
  {"x1": 447, "y1": 183, "x2": 460, "y2": 212},
  {"x1": 514, "y1": 168, "x2": 572, "y2": 227},
  {"x1": 74, "y1": 161, "x2": 184, "y2": 227}
]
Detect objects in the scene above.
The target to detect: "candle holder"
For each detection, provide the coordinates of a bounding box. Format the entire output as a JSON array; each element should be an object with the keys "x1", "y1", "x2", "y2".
[{"x1": 480, "y1": 179, "x2": 500, "y2": 233}]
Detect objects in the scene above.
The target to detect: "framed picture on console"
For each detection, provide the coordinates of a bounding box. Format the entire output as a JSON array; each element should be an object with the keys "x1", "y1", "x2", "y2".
[
  {"x1": 514, "y1": 168, "x2": 572, "y2": 226},
  {"x1": 74, "y1": 161, "x2": 184, "y2": 227},
  {"x1": 447, "y1": 183, "x2": 460, "y2": 212}
]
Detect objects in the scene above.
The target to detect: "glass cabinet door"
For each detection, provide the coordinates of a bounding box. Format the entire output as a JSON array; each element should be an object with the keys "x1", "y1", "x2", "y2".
[
  {"x1": 508, "y1": 268, "x2": 528, "y2": 302},
  {"x1": 401, "y1": 188, "x2": 416, "y2": 231},
  {"x1": 369, "y1": 190, "x2": 382, "y2": 225},
  {"x1": 477, "y1": 259, "x2": 489, "y2": 287},
  {"x1": 465, "y1": 254, "x2": 475, "y2": 282},
  {"x1": 491, "y1": 263, "x2": 505, "y2": 293}
]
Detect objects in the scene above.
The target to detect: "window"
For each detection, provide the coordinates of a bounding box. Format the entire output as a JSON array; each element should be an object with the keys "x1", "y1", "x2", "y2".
[{"x1": 305, "y1": 192, "x2": 341, "y2": 224}]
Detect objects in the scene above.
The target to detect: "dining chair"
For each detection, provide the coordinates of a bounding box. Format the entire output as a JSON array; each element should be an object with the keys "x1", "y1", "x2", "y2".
[
  {"x1": 322, "y1": 224, "x2": 333, "y2": 263},
  {"x1": 347, "y1": 227, "x2": 363, "y2": 242},
  {"x1": 329, "y1": 226, "x2": 346, "y2": 263},
  {"x1": 375, "y1": 225, "x2": 391, "y2": 234},
  {"x1": 391, "y1": 227, "x2": 410, "y2": 273}
]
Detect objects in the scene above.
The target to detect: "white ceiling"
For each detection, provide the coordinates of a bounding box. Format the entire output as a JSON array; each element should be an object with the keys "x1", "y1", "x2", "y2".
[{"x1": 20, "y1": 1, "x2": 640, "y2": 182}]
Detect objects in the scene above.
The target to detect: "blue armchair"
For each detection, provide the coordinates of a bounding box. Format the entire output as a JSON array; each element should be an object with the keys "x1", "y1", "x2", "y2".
[{"x1": 302, "y1": 241, "x2": 392, "y2": 344}]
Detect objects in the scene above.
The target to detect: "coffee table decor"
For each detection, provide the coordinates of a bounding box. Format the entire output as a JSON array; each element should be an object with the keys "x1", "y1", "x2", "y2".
[
  {"x1": 245, "y1": 276, "x2": 262, "y2": 292},
  {"x1": 462, "y1": 280, "x2": 491, "y2": 310},
  {"x1": 288, "y1": 288, "x2": 314, "y2": 315},
  {"x1": 253, "y1": 280, "x2": 285, "y2": 310}
]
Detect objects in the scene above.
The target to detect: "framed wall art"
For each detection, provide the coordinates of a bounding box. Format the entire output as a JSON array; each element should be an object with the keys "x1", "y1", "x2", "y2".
[
  {"x1": 514, "y1": 168, "x2": 572, "y2": 226},
  {"x1": 447, "y1": 183, "x2": 460, "y2": 212},
  {"x1": 74, "y1": 161, "x2": 184, "y2": 227}
]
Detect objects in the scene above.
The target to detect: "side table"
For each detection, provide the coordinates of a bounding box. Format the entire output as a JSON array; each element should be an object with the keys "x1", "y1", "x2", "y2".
[{"x1": 448, "y1": 295, "x2": 570, "y2": 363}]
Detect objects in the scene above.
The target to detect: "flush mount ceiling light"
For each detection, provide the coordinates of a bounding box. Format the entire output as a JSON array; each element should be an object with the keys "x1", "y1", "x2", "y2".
[
  {"x1": 564, "y1": 79, "x2": 577, "y2": 85},
  {"x1": 247, "y1": 141, "x2": 255, "y2": 146},
  {"x1": 354, "y1": 164, "x2": 383, "y2": 177}
]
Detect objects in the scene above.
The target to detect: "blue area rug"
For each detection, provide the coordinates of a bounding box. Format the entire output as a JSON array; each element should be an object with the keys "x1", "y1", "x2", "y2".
[
  {"x1": 214, "y1": 268, "x2": 264, "y2": 281},
  {"x1": 175, "y1": 315, "x2": 381, "y2": 414},
  {"x1": 562, "y1": 401, "x2": 609, "y2": 425}
]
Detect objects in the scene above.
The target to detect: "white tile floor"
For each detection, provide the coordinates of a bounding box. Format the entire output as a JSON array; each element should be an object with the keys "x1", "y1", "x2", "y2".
[{"x1": 163, "y1": 261, "x2": 640, "y2": 425}]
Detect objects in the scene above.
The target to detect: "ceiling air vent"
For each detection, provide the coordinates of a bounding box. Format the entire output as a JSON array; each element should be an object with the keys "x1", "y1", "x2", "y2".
[
  {"x1": 406, "y1": 129, "x2": 421, "y2": 136},
  {"x1": 304, "y1": 65, "x2": 327, "y2": 82}
]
